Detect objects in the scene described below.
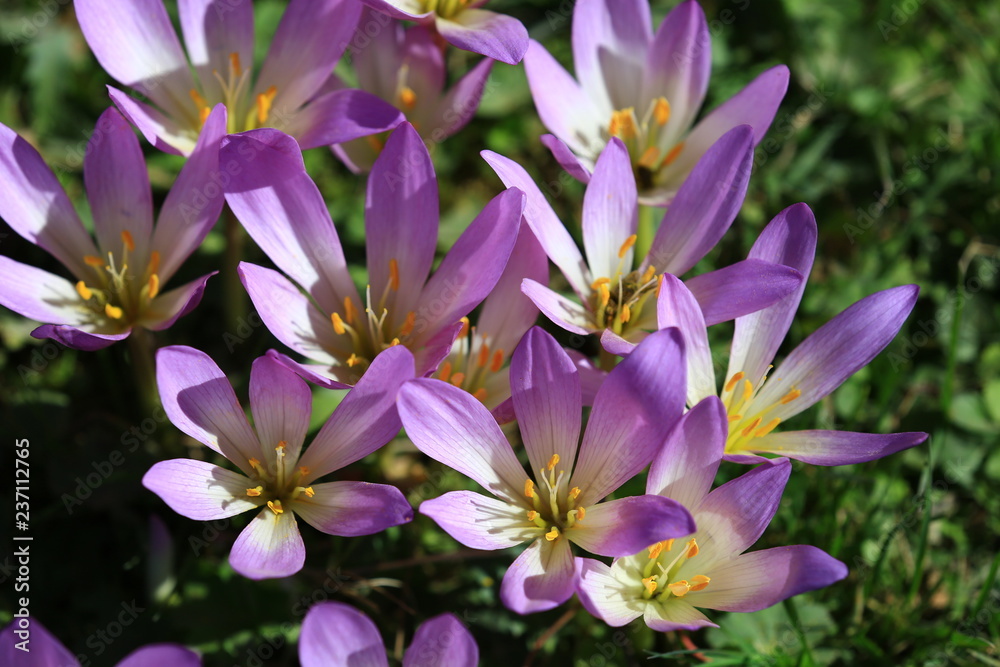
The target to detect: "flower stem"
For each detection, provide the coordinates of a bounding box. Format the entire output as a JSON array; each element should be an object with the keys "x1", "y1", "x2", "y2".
[
  {"x1": 127, "y1": 326, "x2": 159, "y2": 416},
  {"x1": 223, "y1": 204, "x2": 247, "y2": 333},
  {"x1": 635, "y1": 204, "x2": 657, "y2": 266}
]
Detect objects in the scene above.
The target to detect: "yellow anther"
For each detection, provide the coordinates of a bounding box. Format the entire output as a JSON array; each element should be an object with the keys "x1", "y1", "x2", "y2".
[
  {"x1": 664, "y1": 538, "x2": 675, "y2": 551},
  {"x1": 256, "y1": 86, "x2": 277, "y2": 125},
  {"x1": 689, "y1": 574, "x2": 711, "y2": 591},
  {"x1": 229, "y1": 52, "x2": 242, "y2": 76},
  {"x1": 741, "y1": 417, "x2": 763, "y2": 438},
  {"x1": 75, "y1": 281, "x2": 93, "y2": 301},
  {"x1": 545, "y1": 527, "x2": 560, "y2": 541},
  {"x1": 664, "y1": 142, "x2": 685, "y2": 166},
  {"x1": 477, "y1": 343, "x2": 490, "y2": 368},
  {"x1": 147, "y1": 274, "x2": 160, "y2": 300},
  {"x1": 728, "y1": 414, "x2": 743, "y2": 423},
  {"x1": 104, "y1": 303, "x2": 123, "y2": 319},
  {"x1": 524, "y1": 479, "x2": 535, "y2": 499},
  {"x1": 449, "y1": 372, "x2": 465, "y2": 387},
  {"x1": 568, "y1": 486, "x2": 581, "y2": 501},
  {"x1": 189, "y1": 88, "x2": 209, "y2": 110},
  {"x1": 526, "y1": 510, "x2": 539, "y2": 522},
  {"x1": 85, "y1": 255, "x2": 105, "y2": 268},
  {"x1": 654, "y1": 97, "x2": 671, "y2": 126},
  {"x1": 780, "y1": 388, "x2": 802, "y2": 404},
  {"x1": 756, "y1": 418, "x2": 781, "y2": 438},
  {"x1": 667, "y1": 580, "x2": 692, "y2": 597},
  {"x1": 576, "y1": 506, "x2": 586, "y2": 521},
  {"x1": 266, "y1": 500, "x2": 284, "y2": 515},
  {"x1": 389, "y1": 258, "x2": 400, "y2": 291},
  {"x1": 640, "y1": 265, "x2": 657, "y2": 284},
  {"x1": 641, "y1": 575, "x2": 658, "y2": 595},
  {"x1": 685, "y1": 538, "x2": 699, "y2": 559},
  {"x1": 343, "y1": 297, "x2": 358, "y2": 325},
  {"x1": 148, "y1": 251, "x2": 160, "y2": 275},
  {"x1": 458, "y1": 317, "x2": 470, "y2": 338},
  {"x1": 546, "y1": 454, "x2": 560, "y2": 471},
  {"x1": 276, "y1": 441, "x2": 287, "y2": 452},
  {"x1": 473, "y1": 388, "x2": 488, "y2": 402},
  {"x1": 347, "y1": 353, "x2": 361, "y2": 367},
  {"x1": 390, "y1": 337, "x2": 401, "y2": 347},
  {"x1": 400, "y1": 311, "x2": 416, "y2": 337},
  {"x1": 302, "y1": 486, "x2": 315, "y2": 498},
  {"x1": 637, "y1": 146, "x2": 661, "y2": 169},
  {"x1": 609, "y1": 108, "x2": 637, "y2": 139},
  {"x1": 619, "y1": 303, "x2": 631, "y2": 323},
  {"x1": 120, "y1": 230, "x2": 135, "y2": 252},
  {"x1": 438, "y1": 361, "x2": 453, "y2": 383},
  {"x1": 490, "y1": 349, "x2": 504, "y2": 373},
  {"x1": 599, "y1": 283, "x2": 611, "y2": 308},
  {"x1": 742, "y1": 379, "x2": 754, "y2": 402},
  {"x1": 591, "y1": 277, "x2": 610, "y2": 289},
  {"x1": 299, "y1": 467, "x2": 310, "y2": 476},
  {"x1": 399, "y1": 86, "x2": 417, "y2": 110},
  {"x1": 248, "y1": 457, "x2": 261, "y2": 468},
  {"x1": 246, "y1": 486, "x2": 263, "y2": 497},
  {"x1": 199, "y1": 106, "x2": 211, "y2": 126},
  {"x1": 724, "y1": 372, "x2": 746, "y2": 393},
  {"x1": 331, "y1": 312, "x2": 346, "y2": 335},
  {"x1": 366, "y1": 135, "x2": 384, "y2": 152},
  {"x1": 617, "y1": 234, "x2": 638, "y2": 259},
  {"x1": 648, "y1": 541, "x2": 667, "y2": 560}
]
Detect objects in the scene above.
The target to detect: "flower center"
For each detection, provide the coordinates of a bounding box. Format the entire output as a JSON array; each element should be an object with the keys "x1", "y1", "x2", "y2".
[
  {"x1": 606, "y1": 98, "x2": 685, "y2": 191},
  {"x1": 243, "y1": 441, "x2": 315, "y2": 514},
  {"x1": 188, "y1": 52, "x2": 279, "y2": 134},
  {"x1": 434, "y1": 318, "x2": 506, "y2": 404},
  {"x1": 74, "y1": 231, "x2": 160, "y2": 328},
  {"x1": 423, "y1": 0, "x2": 471, "y2": 19},
  {"x1": 520, "y1": 455, "x2": 588, "y2": 542},
  {"x1": 639, "y1": 538, "x2": 710, "y2": 601},
  {"x1": 722, "y1": 369, "x2": 801, "y2": 453},
  {"x1": 587, "y1": 236, "x2": 659, "y2": 334}
]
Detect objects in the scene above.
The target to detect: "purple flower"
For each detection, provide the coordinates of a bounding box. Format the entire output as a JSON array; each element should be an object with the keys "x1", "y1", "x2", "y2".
[
  {"x1": 300, "y1": 602, "x2": 477, "y2": 667},
  {"x1": 357, "y1": 0, "x2": 528, "y2": 65},
  {"x1": 525, "y1": 0, "x2": 788, "y2": 205},
  {"x1": 329, "y1": 9, "x2": 494, "y2": 173},
  {"x1": 222, "y1": 122, "x2": 525, "y2": 389},
  {"x1": 576, "y1": 397, "x2": 848, "y2": 631},
  {"x1": 483, "y1": 129, "x2": 803, "y2": 347},
  {"x1": 0, "y1": 107, "x2": 225, "y2": 350},
  {"x1": 650, "y1": 204, "x2": 927, "y2": 464},
  {"x1": 1, "y1": 617, "x2": 200, "y2": 666},
  {"x1": 143, "y1": 346, "x2": 414, "y2": 579},
  {"x1": 397, "y1": 327, "x2": 696, "y2": 614},
  {"x1": 75, "y1": 0, "x2": 403, "y2": 155}
]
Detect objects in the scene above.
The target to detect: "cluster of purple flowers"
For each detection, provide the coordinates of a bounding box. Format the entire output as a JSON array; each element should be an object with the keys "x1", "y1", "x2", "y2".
[{"x1": 0, "y1": 0, "x2": 927, "y2": 662}]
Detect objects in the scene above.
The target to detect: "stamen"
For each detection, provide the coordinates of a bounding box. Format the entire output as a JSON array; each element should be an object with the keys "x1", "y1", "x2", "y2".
[
  {"x1": 524, "y1": 479, "x2": 535, "y2": 499},
  {"x1": 146, "y1": 274, "x2": 160, "y2": 300},
  {"x1": 598, "y1": 283, "x2": 611, "y2": 308},
  {"x1": 576, "y1": 506, "x2": 585, "y2": 521},
  {"x1": 438, "y1": 361, "x2": 452, "y2": 382},
  {"x1": 742, "y1": 379, "x2": 754, "y2": 402},
  {"x1": 663, "y1": 142, "x2": 685, "y2": 166},
  {"x1": 266, "y1": 500, "x2": 284, "y2": 515},
  {"x1": 640, "y1": 265, "x2": 657, "y2": 284},
  {"x1": 347, "y1": 353, "x2": 362, "y2": 367},
  {"x1": 546, "y1": 454, "x2": 560, "y2": 471},
  {"x1": 667, "y1": 580, "x2": 692, "y2": 597},
  {"x1": 449, "y1": 372, "x2": 465, "y2": 387},
  {"x1": 617, "y1": 234, "x2": 638, "y2": 259},
  {"x1": 477, "y1": 343, "x2": 490, "y2": 368},
  {"x1": 473, "y1": 388, "x2": 488, "y2": 402},
  {"x1": 344, "y1": 297, "x2": 358, "y2": 325},
  {"x1": 637, "y1": 146, "x2": 660, "y2": 169},
  {"x1": 724, "y1": 372, "x2": 746, "y2": 393},
  {"x1": 299, "y1": 466, "x2": 310, "y2": 476},
  {"x1": 148, "y1": 251, "x2": 160, "y2": 276},
  {"x1": 490, "y1": 349, "x2": 504, "y2": 372},
  {"x1": 780, "y1": 389, "x2": 802, "y2": 404},
  {"x1": 648, "y1": 541, "x2": 667, "y2": 560},
  {"x1": 189, "y1": 88, "x2": 209, "y2": 110},
  {"x1": 526, "y1": 510, "x2": 539, "y2": 521},
  {"x1": 685, "y1": 538, "x2": 699, "y2": 559},
  {"x1": 545, "y1": 527, "x2": 560, "y2": 541},
  {"x1": 619, "y1": 303, "x2": 631, "y2": 323},
  {"x1": 301, "y1": 486, "x2": 315, "y2": 498},
  {"x1": 728, "y1": 414, "x2": 743, "y2": 423},
  {"x1": 641, "y1": 575, "x2": 658, "y2": 596},
  {"x1": 246, "y1": 486, "x2": 263, "y2": 497},
  {"x1": 229, "y1": 52, "x2": 242, "y2": 76},
  {"x1": 199, "y1": 107, "x2": 211, "y2": 126},
  {"x1": 104, "y1": 304, "x2": 123, "y2": 319},
  {"x1": 591, "y1": 277, "x2": 610, "y2": 289},
  {"x1": 608, "y1": 108, "x2": 637, "y2": 140},
  {"x1": 458, "y1": 317, "x2": 470, "y2": 338},
  {"x1": 84, "y1": 255, "x2": 105, "y2": 268},
  {"x1": 568, "y1": 487, "x2": 581, "y2": 501},
  {"x1": 388, "y1": 258, "x2": 400, "y2": 291},
  {"x1": 654, "y1": 97, "x2": 671, "y2": 126},
  {"x1": 120, "y1": 230, "x2": 135, "y2": 252},
  {"x1": 399, "y1": 311, "x2": 416, "y2": 337},
  {"x1": 331, "y1": 312, "x2": 346, "y2": 335},
  {"x1": 689, "y1": 574, "x2": 711, "y2": 591},
  {"x1": 399, "y1": 86, "x2": 417, "y2": 110},
  {"x1": 76, "y1": 281, "x2": 93, "y2": 301},
  {"x1": 740, "y1": 417, "x2": 762, "y2": 438},
  {"x1": 756, "y1": 418, "x2": 781, "y2": 438},
  {"x1": 256, "y1": 86, "x2": 278, "y2": 125}
]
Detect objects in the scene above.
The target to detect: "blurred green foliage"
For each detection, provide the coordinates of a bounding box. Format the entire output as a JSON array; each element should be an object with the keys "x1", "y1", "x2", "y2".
[{"x1": 0, "y1": 0, "x2": 997, "y2": 665}]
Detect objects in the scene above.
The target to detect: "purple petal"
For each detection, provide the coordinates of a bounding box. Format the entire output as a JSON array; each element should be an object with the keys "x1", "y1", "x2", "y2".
[
  {"x1": 727, "y1": 203, "x2": 818, "y2": 389},
  {"x1": 398, "y1": 24, "x2": 445, "y2": 97},
  {"x1": 419, "y1": 491, "x2": 534, "y2": 550},
  {"x1": 294, "y1": 480, "x2": 413, "y2": 536},
  {"x1": 428, "y1": 57, "x2": 494, "y2": 140},
  {"x1": 286, "y1": 89, "x2": 404, "y2": 150},
  {"x1": 647, "y1": 396, "x2": 727, "y2": 507},
  {"x1": 0, "y1": 255, "x2": 91, "y2": 327},
  {"x1": 255, "y1": 0, "x2": 362, "y2": 117},
  {"x1": 143, "y1": 459, "x2": 258, "y2": 520},
  {"x1": 753, "y1": 285, "x2": 920, "y2": 422},
  {"x1": 599, "y1": 329, "x2": 636, "y2": 357},
  {"x1": 566, "y1": 348, "x2": 606, "y2": 406},
  {"x1": 352, "y1": 9, "x2": 408, "y2": 98},
  {"x1": 511, "y1": 328, "x2": 582, "y2": 477},
  {"x1": 686, "y1": 259, "x2": 804, "y2": 326},
  {"x1": 108, "y1": 86, "x2": 192, "y2": 155},
  {"x1": 229, "y1": 509, "x2": 306, "y2": 579},
  {"x1": 752, "y1": 430, "x2": 928, "y2": 466},
  {"x1": 436, "y1": 9, "x2": 528, "y2": 65},
  {"x1": 300, "y1": 602, "x2": 388, "y2": 667},
  {"x1": 355, "y1": 0, "x2": 431, "y2": 22},
  {"x1": 693, "y1": 546, "x2": 847, "y2": 612},
  {"x1": 575, "y1": 558, "x2": 643, "y2": 626},
  {"x1": 572, "y1": 328, "x2": 685, "y2": 504},
  {"x1": 0, "y1": 121, "x2": 96, "y2": 277},
  {"x1": 524, "y1": 41, "x2": 604, "y2": 159},
  {"x1": 482, "y1": 149, "x2": 591, "y2": 297},
  {"x1": 540, "y1": 134, "x2": 594, "y2": 183},
  {"x1": 179, "y1": 0, "x2": 254, "y2": 106},
  {"x1": 572, "y1": 0, "x2": 652, "y2": 111},
  {"x1": 298, "y1": 345, "x2": 415, "y2": 480},
  {"x1": 266, "y1": 350, "x2": 353, "y2": 390},
  {"x1": 0, "y1": 618, "x2": 78, "y2": 667},
  {"x1": 643, "y1": 603, "x2": 716, "y2": 633},
  {"x1": 644, "y1": 125, "x2": 754, "y2": 275},
  {"x1": 413, "y1": 188, "x2": 524, "y2": 342},
  {"x1": 569, "y1": 495, "x2": 695, "y2": 557},
  {"x1": 144, "y1": 272, "x2": 216, "y2": 331},
  {"x1": 582, "y1": 138, "x2": 638, "y2": 281},
  {"x1": 404, "y1": 614, "x2": 478, "y2": 667},
  {"x1": 249, "y1": 355, "x2": 312, "y2": 463},
  {"x1": 152, "y1": 104, "x2": 227, "y2": 281},
  {"x1": 656, "y1": 273, "x2": 714, "y2": 405},
  {"x1": 155, "y1": 345, "x2": 263, "y2": 472},
  {"x1": 366, "y1": 123, "x2": 438, "y2": 318},
  {"x1": 520, "y1": 280, "x2": 594, "y2": 335},
  {"x1": 500, "y1": 538, "x2": 575, "y2": 614},
  {"x1": 221, "y1": 129, "x2": 360, "y2": 313},
  {"x1": 84, "y1": 107, "x2": 153, "y2": 258},
  {"x1": 31, "y1": 325, "x2": 130, "y2": 351},
  {"x1": 117, "y1": 644, "x2": 201, "y2": 667},
  {"x1": 397, "y1": 378, "x2": 527, "y2": 505},
  {"x1": 75, "y1": 0, "x2": 196, "y2": 121}
]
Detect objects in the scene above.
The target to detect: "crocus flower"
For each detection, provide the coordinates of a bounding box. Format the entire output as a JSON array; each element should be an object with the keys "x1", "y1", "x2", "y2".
[
  {"x1": 75, "y1": 0, "x2": 404, "y2": 155},
  {"x1": 525, "y1": 0, "x2": 788, "y2": 205},
  {"x1": 397, "y1": 326, "x2": 696, "y2": 614},
  {"x1": 1, "y1": 617, "x2": 200, "y2": 666},
  {"x1": 300, "y1": 602, "x2": 477, "y2": 667},
  {"x1": 223, "y1": 122, "x2": 524, "y2": 388},
  {"x1": 483, "y1": 127, "x2": 802, "y2": 348},
  {"x1": 0, "y1": 106, "x2": 225, "y2": 350},
  {"x1": 143, "y1": 346, "x2": 414, "y2": 579},
  {"x1": 648, "y1": 203, "x2": 927, "y2": 464},
  {"x1": 576, "y1": 396, "x2": 848, "y2": 631},
  {"x1": 357, "y1": 0, "x2": 528, "y2": 65},
  {"x1": 329, "y1": 8, "x2": 494, "y2": 173}
]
